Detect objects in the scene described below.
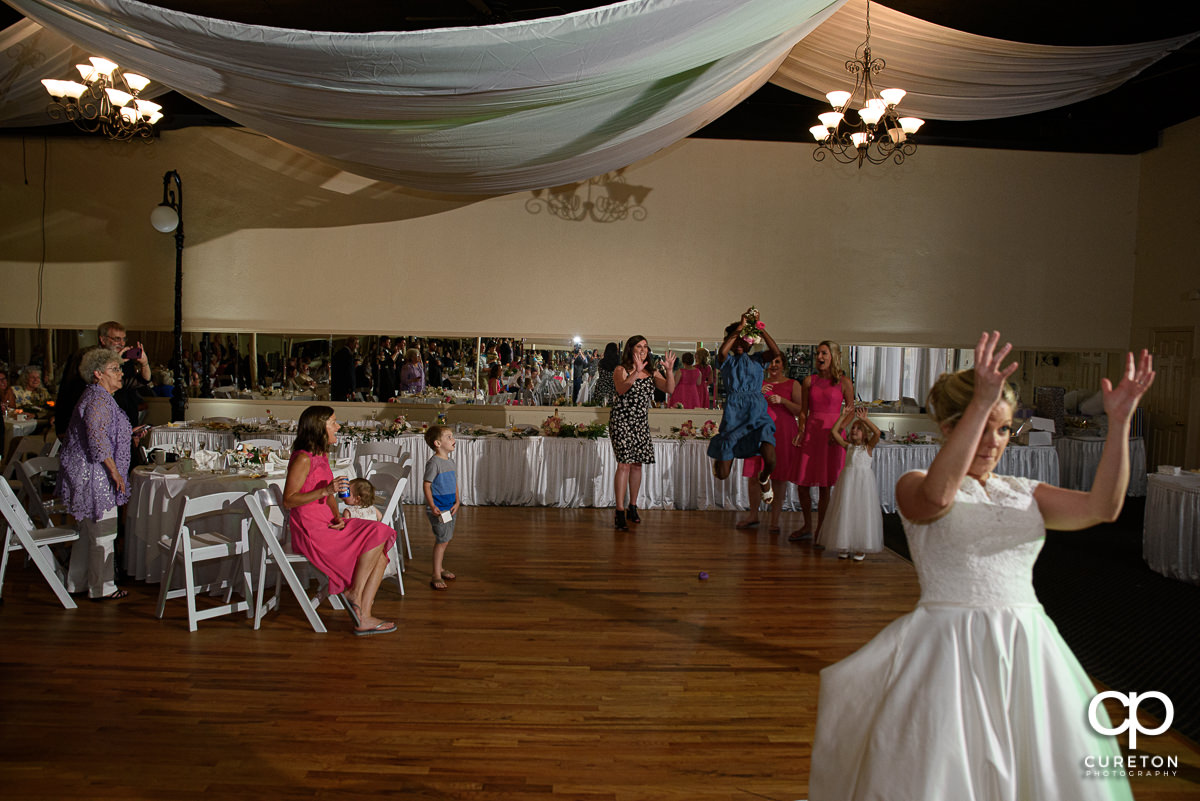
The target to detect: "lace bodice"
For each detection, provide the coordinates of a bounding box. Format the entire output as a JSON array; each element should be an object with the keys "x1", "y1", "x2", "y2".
[
  {"x1": 844, "y1": 444, "x2": 873, "y2": 470},
  {"x1": 902, "y1": 473, "x2": 1045, "y2": 607}
]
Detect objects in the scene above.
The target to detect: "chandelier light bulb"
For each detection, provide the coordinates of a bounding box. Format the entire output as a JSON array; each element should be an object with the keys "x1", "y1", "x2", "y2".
[
  {"x1": 850, "y1": 132, "x2": 869, "y2": 148},
  {"x1": 809, "y1": 125, "x2": 829, "y2": 141},
  {"x1": 859, "y1": 100, "x2": 886, "y2": 126},
  {"x1": 40, "y1": 79, "x2": 67, "y2": 98},
  {"x1": 62, "y1": 81, "x2": 88, "y2": 99},
  {"x1": 145, "y1": 110, "x2": 164, "y2": 125},
  {"x1": 104, "y1": 87, "x2": 134, "y2": 107},
  {"x1": 826, "y1": 90, "x2": 852, "y2": 109},
  {"x1": 124, "y1": 73, "x2": 151, "y2": 93},
  {"x1": 880, "y1": 88, "x2": 906, "y2": 107},
  {"x1": 899, "y1": 117, "x2": 925, "y2": 134},
  {"x1": 74, "y1": 63, "x2": 94, "y2": 81},
  {"x1": 88, "y1": 57, "x2": 118, "y2": 78},
  {"x1": 818, "y1": 111, "x2": 844, "y2": 129},
  {"x1": 119, "y1": 106, "x2": 139, "y2": 123}
]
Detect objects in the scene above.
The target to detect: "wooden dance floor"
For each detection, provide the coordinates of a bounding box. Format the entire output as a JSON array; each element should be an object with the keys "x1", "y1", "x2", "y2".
[{"x1": 1, "y1": 506, "x2": 1197, "y2": 800}]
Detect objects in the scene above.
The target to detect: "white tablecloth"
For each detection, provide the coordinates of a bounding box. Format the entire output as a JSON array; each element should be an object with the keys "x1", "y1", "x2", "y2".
[
  {"x1": 124, "y1": 460, "x2": 354, "y2": 582},
  {"x1": 872, "y1": 442, "x2": 1060, "y2": 514},
  {"x1": 1056, "y1": 436, "x2": 1147, "y2": 497},
  {"x1": 1143, "y1": 472, "x2": 1200, "y2": 584}
]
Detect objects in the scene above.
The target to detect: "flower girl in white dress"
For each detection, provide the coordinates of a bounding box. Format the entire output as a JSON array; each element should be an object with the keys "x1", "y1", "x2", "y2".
[
  {"x1": 809, "y1": 332, "x2": 1154, "y2": 801},
  {"x1": 818, "y1": 407, "x2": 883, "y2": 560}
]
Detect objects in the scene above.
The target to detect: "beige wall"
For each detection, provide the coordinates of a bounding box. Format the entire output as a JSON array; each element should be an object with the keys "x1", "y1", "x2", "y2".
[
  {"x1": 1132, "y1": 116, "x2": 1200, "y2": 466},
  {"x1": 0, "y1": 128, "x2": 1139, "y2": 350}
]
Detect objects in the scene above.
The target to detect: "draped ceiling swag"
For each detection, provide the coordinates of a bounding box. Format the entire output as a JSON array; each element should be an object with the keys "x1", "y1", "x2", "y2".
[{"x1": 2, "y1": 0, "x2": 1197, "y2": 194}]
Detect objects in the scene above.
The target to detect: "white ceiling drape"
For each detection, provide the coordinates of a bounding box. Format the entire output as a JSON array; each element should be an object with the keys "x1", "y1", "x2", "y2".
[
  {"x1": 1, "y1": 0, "x2": 846, "y2": 193},
  {"x1": 2, "y1": 0, "x2": 1196, "y2": 193},
  {"x1": 772, "y1": 0, "x2": 1200, "y2": 121}
]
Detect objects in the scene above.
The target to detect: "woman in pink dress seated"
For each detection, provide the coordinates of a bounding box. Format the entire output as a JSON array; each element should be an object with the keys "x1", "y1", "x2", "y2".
[
  {"x1": 791, "y1": 340, "x2": 855, "y2": 543},
  {"x1": 284, "y1": 405, "x2": 397, "y2": 636},
  {"x1": 738, "y1": 353, "x2": 803, "y2": 533},
  {"x1": 668, "y1": 352, "x2": 706, "y2": 409}
]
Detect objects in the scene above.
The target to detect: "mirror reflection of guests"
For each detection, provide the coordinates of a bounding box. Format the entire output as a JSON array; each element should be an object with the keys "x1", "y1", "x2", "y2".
[
  {"x1": 668, "y1": 352, "x2": 707, "y2": 409},
  {"x1": 284, "y1": 406, "x2": 398, "y2": 636},
  {"x1": 399, "y1": 348, "x2": 426, "y2": 395},
  {"x1": 592, "y1": 343, "x2": 620, "y2": 407},
  {"x1": 695, "y1": 347, "x2": 714, "y2": 409},
  {"x1": 373, "y1": 336, "x2": 398, "y2": 402},
  {"x1": 57, "y1": 348, "x2": 144, "y2": 601},
  {"x1": 809, "y1": 333, "x2": 1154, "y2": 800},
  {"x1": 330, "y1": 336, "x2": 358, "y2": 402},
  {"x1": 790, "y1": 340, "x2": 855, "y2": 542},
  {"x1": 13, "y1": 366, "x2": 51, "y2": 406},
  {"x1": 610, "y1": 337, "x2": 676, "y2": 531},
  {"x1": 736, "y1": 351, "x2": 802, "y2": 533},
  {"x1": 708, "y1": 311, "x2": 780, "y2": 505},
  {"x1": 487, "y1": 363, "x2": 503, "y2": 397}
]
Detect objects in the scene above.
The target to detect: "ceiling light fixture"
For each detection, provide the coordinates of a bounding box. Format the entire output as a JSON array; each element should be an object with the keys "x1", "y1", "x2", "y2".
[
  {"x1": 809, "y1": 1, "x2": 923, "y2": 168},
  {"x1": 41, "y1": 56, "x2": 163, "y2": 141}
]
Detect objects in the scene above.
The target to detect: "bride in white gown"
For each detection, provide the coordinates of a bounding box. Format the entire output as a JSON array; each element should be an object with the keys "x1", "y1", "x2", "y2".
[{"x1": 809, "y1": 332, "x2": 1155, "y2": 801}]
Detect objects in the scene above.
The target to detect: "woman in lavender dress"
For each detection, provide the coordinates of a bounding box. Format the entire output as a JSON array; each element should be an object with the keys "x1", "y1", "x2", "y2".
[{"x1": 58, "y1": 348, "x2": 141, "y2": 600}]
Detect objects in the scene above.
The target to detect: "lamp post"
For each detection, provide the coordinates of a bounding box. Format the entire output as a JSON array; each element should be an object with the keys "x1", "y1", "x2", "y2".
[{"x1": 151, "y1": 170, "x2": 186, "y2": 422}]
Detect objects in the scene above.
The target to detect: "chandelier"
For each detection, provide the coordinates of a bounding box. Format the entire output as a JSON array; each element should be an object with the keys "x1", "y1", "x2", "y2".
[
  {"x1": 41, "y1": 57, "x2": 163, "y2": 141},
  {"x1": 808, "y1": 1, "x2": 923, "y2": 168},
  {"x1": 526, "y1": 170, "x2": 651, "y2": 223}
]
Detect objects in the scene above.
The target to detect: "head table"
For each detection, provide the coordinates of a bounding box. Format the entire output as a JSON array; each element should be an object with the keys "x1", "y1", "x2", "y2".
[
  {"x1": 1055, "y1": 435, "x2": 1147, "y2": 497},
  {"x1": 146, "y1": 424, "x2": 1060, "y2": 514}
]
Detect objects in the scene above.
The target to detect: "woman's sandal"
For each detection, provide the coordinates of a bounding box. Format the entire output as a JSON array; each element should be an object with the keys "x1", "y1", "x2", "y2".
[
  {"x1": 440, "y1": 571, "x2": 457, "y2": 581},
  {"x1": 429, "y1": 580, "x2": 449, "y2": 591},
  {"x1": 90, "y1": 588, "x2": 128, "y2": 602}
]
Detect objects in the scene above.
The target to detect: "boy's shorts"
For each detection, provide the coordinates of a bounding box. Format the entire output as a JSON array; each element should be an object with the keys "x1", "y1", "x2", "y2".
[{"x1": 426, "y1": 510, "x2": 456, "y2": 544}]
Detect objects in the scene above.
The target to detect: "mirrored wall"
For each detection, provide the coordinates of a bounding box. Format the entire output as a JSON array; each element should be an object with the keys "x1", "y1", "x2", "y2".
[{"x1": 0, "y1": 327, "x2": 1117, "y2": 412}]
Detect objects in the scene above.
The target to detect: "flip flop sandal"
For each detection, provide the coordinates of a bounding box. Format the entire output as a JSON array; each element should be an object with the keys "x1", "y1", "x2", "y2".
[
  {"x1": 429, "y1": 580, "x2": 449, "y2": 591},
  {"x1": 90, "y1": 588, "x2": 128, "y2": 602},
  {"x1": 353, "y1": 621, "x2": 397, "y2": 637}
]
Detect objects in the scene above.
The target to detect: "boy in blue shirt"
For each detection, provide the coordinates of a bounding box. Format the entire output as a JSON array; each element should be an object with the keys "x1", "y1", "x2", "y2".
[{"x1": 422, "y1": 425, "x2": 460, "y2": 590}]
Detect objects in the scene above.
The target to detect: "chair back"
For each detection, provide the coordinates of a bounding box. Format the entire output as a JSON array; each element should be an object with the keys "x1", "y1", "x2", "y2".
[
  {"x1": 353, "y1": 441, "x2": 401, "y2": 478},
  {"x1": 18, "y1": 456, "x2": 61, "y2": 528},
  {"x1": 0, "y1": 477, "x2": 34, "y2": 538},
  {"x1": 370, "y1": 471, "x2": 409, "y2": 533},
  {"x1": 175, "y1": 490, "x2": 252, "y2": 541},
  {"x1": 366, "y1": 458, "x2": 411, "y2": 487}
]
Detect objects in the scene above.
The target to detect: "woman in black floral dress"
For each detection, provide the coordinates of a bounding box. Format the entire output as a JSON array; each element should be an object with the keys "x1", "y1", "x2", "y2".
[{"x1": 610, "y1": 336, "x2": 676, "y2": 530}]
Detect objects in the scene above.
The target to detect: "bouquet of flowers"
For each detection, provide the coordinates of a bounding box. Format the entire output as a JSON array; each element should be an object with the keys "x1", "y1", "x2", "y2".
[
  {"x1": 699, "y1": 420, "x2": 718, "y2": 439},
  {"x1": 737, "y1": 307, "x2": 767, "y2": 346},
  {"x1": 541, "y1": 411, "x2": 563, "y2": 436},
  {"x1": 898, "y1": 432, "x2": 927, "y2": 445},
  {"x1": 671, "y1": 420, "x2": 698, "y2": 439}
]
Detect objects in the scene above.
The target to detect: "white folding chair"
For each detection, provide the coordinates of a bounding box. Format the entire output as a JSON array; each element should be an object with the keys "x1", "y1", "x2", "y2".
[
  {"x1": 17, "y1": 456, "x2": 67, "y2": 529},
  {"x1": 244, "y1": 487, "x2": 356, "y2": 632},
  {"x1": 238, "y1": 439, "x2": 286, "y2": 450},
  {"x1": 365, "y1": 470, "x2": 407, "y2": 595},
  {"x1": 366, "y1": 457, "x2": 413, "y2": 560},
  {"x1": 154, "y1": 490, "x2": 255, "y2": 632},
  {"x1": 354, "y1": 441, "x2": 401, "y2": 479},
  {"x1": 0, "y1": 478, "x2": 79, "y2": 609}
]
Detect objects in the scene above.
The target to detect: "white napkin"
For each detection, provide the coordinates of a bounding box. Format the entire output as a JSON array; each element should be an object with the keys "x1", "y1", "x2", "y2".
[
  {"x1": 268, "y1": 451, "x2": 291, "y2": 473},
  {"x1": 193, "y1": 449, "x2": 222, "y2": 470}
]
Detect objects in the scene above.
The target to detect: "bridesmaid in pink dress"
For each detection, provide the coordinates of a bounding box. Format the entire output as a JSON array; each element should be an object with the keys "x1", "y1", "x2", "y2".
[
  {"x1": 284, "y1": 405, "x2": 398, "y2": 636},
  {"x1": 791, "y1": 341, "x2": 855, "y2": 542},
  {"x1": 696, "y1": 348, "x2": 714, "y2": 409},
  {"x1": 738, "y1": 353, "x2": 803, "y2": 532},
  {"x1": 668, "y1": 352, "x2": 706, "y2": 409}
]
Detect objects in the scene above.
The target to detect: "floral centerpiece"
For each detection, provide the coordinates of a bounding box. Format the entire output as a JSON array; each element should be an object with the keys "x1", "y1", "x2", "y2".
[
  {"x1": 541, "y1": 411, "x2": 607, "y2": 439},
  {"x1": 736, "y1": 306, "x2": 767, "y2": 347},
  {"x1": 226, "y1": 444, "x2": 272, "y2": 470},
  {"x1": 669, "y1": 419, "x2": 719, "y2": 439}
]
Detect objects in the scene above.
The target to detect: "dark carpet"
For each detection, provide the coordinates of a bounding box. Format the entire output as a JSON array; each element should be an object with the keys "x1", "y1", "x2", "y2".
[{"x1": 882, "y1": 498, "x2": 1200, "y2": 744}]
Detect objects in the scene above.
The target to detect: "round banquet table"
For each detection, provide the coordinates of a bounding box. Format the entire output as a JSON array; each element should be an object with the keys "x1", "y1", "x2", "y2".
[
  {"x1": 1056, "y1": 435, "x2": 1147, "y2": 497},
  {"x1": 1143, "y1": 472, "x2": 1200, "y2": 584},
  {"x1": 124, "y1": 460, "x2": 354, "y2": 583}
]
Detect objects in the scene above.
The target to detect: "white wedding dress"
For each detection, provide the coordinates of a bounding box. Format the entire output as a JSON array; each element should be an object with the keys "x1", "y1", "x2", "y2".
[
  {"x1": 809, "y1": 473, "x2": 1133, "y2": 801},
  {"x1": 820, "y1": 445, "x2": 883, "y2": 554}
]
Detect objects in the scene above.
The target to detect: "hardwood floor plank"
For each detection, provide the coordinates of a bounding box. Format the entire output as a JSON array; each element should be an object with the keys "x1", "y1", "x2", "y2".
[{"x1": 1, "y1": 506, "x2": 1196, "y2": 800}]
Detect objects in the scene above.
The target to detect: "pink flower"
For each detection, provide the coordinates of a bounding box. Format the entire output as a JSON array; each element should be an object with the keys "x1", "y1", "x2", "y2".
[{"x1": 755, "y1": 321, "x2": 766, "y2": 330}]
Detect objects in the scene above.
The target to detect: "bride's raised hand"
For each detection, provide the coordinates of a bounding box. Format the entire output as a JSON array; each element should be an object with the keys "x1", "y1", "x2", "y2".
[
  {"x1": 973, "y1": 330, "x2": 1018, "y2": 405},
  {"x1": 1101, "y1": 350, "x2": 1155, "y2": 424}
]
